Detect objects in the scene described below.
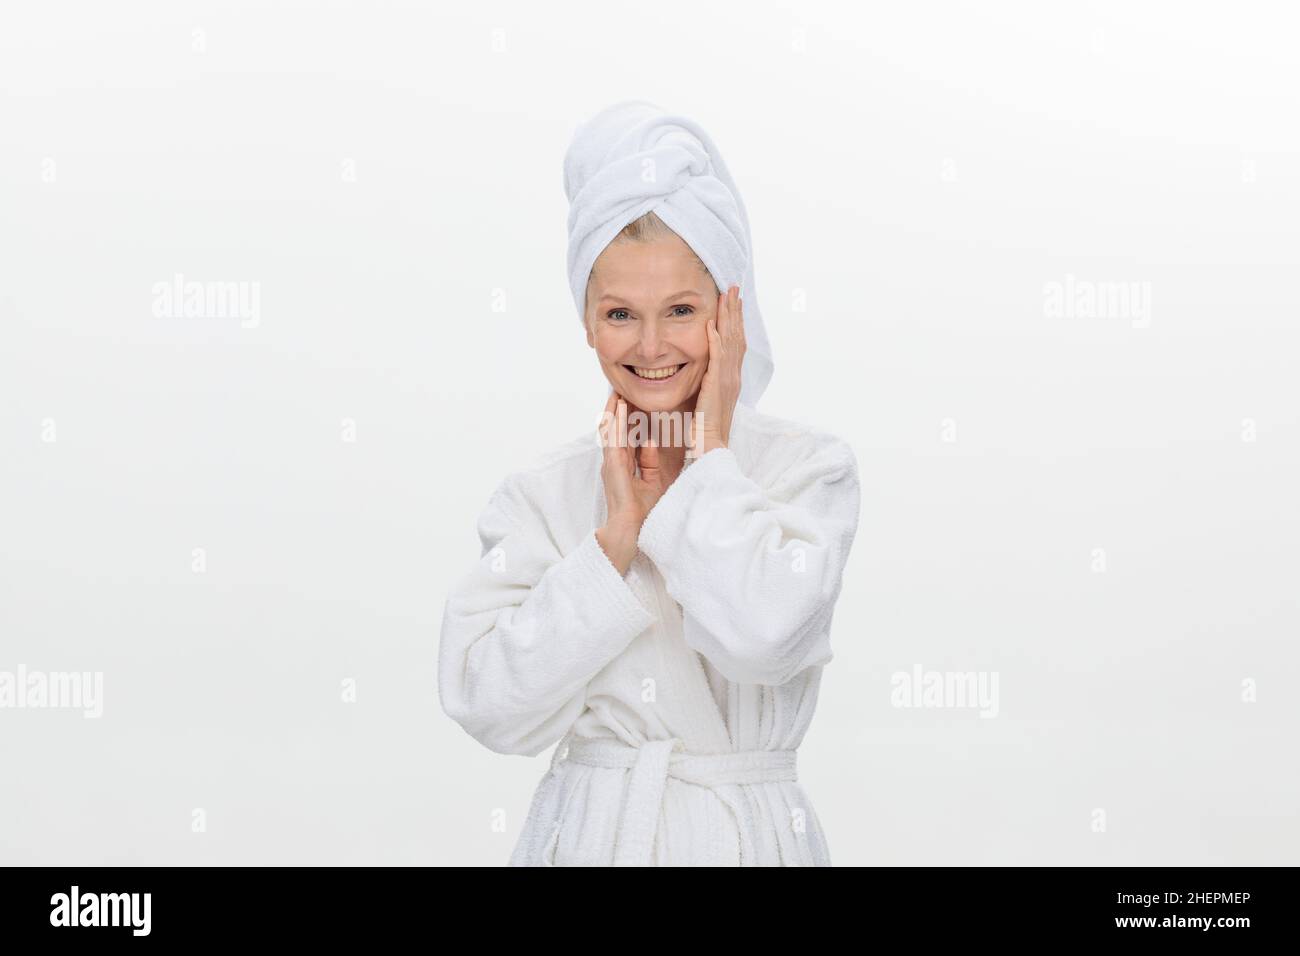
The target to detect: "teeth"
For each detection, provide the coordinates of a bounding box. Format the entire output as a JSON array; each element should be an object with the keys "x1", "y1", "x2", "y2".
[{"x1": 631, "y1": 364, "x2": 683, "y2": 380}]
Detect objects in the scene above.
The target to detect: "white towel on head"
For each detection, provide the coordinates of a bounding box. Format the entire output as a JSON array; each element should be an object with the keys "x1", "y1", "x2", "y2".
[{"x1": 563, "y1": 100, "x2": 775, "y2": 407}]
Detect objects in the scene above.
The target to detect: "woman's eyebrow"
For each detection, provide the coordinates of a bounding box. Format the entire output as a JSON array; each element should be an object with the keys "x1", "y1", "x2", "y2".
[{"x1": 598, "y1": 290, "x2": 703, "y2": 305}]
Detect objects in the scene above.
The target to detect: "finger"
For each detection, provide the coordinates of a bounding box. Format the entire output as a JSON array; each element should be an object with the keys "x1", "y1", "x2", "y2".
[
  {"x1": 601, "y1": 400, "x2": 624, "y2": 459},
  {"x1": 622, "y1": 399, "x2": 644, "y2": 475},
  {"x1": 638, "y1": 441, "x2": 661, "y2": 484},
  {"x1": 704, "y1": 317, "x2": 721, "y2": 374},
  {"x1": 638, "y1": 436, "x2": 660, "y2": 470},
  {"x1": 601, "y1": 421, "x2": 629, "y2": 489},
  {"x1": 599, "y1": 391, "x2": 619, "y2": 446},
  {"x1": 727, "y1": 285, "x2": 742, "y2": 344}
]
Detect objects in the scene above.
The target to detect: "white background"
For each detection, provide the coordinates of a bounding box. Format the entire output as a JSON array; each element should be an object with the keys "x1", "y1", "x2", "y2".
[{"x1": 1, "y1": 0, "x2": 1296, "y2": 865}]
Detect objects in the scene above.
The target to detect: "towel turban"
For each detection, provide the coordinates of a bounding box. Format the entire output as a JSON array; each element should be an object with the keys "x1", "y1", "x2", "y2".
[{"x1": 563, "y1": 100, "x2": 775, "y2": 407}]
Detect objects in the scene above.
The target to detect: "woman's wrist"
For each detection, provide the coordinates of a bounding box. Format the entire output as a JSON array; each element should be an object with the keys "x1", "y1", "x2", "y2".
[
  {"x1": 596, "y1": 516, "x2": 641, "y2": 576},
  {"x1": 689, "y1": 422, "x2": 728, "y2": 457},
  {"x1": 698, "y1": 434, "x2": 727, "y2": 455}
]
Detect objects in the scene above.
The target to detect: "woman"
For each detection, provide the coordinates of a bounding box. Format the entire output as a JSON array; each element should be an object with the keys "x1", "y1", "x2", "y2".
[{"x1": 438, "y1": 102, "x2": 861, "y2": 866}]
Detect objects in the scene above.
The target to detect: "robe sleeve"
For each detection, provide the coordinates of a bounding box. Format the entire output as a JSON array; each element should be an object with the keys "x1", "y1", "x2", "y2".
[
  {"x1": 636, "y1": 438, "x2": 861, "y2": 686},
  {"x1": 438, "y1": 475, "x2": 656, "y2": 756}
]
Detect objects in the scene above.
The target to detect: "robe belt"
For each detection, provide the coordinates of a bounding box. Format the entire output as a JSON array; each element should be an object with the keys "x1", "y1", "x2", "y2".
[{"x1": 557, "y1": 734, "x2": 798, "y2": 866}]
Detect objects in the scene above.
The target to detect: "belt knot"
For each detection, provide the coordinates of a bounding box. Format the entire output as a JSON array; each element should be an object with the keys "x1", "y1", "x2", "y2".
[{"x1": 554, "y1": 733, "x2": 798, "y2": 866}]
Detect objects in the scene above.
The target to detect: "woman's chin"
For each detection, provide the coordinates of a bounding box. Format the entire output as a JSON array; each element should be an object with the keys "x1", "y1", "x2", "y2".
[{"x1": 620, "y1": 382, "x2": 691, "y2": 412}]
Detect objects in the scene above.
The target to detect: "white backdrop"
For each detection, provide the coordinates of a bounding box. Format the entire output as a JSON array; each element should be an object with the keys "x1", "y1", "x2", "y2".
[{"x1": 1, "y1": 0, "x2": 1296, "y2": 866}]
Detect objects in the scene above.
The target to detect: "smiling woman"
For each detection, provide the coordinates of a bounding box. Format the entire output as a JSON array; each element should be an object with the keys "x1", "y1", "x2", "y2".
[
  {"x1": 438, "y1": 100, "x2": 861, "y2": 866},
  {"x1": 585, "y1": 211, "x2": 717, "y2": 416}
]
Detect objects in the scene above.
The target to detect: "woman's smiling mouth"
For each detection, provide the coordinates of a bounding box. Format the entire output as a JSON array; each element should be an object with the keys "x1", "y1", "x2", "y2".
[{"x1": 624, "y1": 363, "x2": 686, "y2": 382}]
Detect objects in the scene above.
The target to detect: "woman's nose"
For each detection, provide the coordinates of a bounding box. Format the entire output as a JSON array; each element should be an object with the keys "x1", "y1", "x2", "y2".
[{"x1": 637, "y1": 317, "x2": 664, "y2": 357}]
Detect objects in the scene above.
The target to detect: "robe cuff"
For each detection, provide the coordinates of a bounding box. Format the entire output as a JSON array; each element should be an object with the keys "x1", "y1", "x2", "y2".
[
  {"x1": 577, "y1": 528, "x2": 657, "y2": 635},
  {"x1": 636, "y1": 446, "x2": 737, "y2": 568}
]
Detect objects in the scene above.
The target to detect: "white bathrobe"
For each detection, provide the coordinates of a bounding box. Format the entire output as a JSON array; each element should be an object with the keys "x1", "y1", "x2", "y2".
[{"x1": 438, "y1": 401, "x2": 861, "y2": 865}]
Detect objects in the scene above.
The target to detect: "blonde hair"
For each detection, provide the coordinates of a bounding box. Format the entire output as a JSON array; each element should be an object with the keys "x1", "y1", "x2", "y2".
[{"x1": 585, "y1": 211, "x2": 715, "y2": 324}]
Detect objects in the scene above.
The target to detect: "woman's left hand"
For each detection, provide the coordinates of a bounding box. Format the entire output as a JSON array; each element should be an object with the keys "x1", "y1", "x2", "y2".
[{"x1": 691, "y1": 284, "x2": 746, "y2": 457}]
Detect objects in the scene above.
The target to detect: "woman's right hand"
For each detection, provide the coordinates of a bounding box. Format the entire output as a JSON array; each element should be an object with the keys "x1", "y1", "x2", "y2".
[{"x1": 596, "y1": 391, "x2": 670, "y2": 574}]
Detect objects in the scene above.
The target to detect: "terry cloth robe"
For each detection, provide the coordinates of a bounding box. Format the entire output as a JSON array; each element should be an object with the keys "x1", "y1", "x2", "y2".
[{"x1": 438, "y1": 401, "x2": 861, "y2": 866}]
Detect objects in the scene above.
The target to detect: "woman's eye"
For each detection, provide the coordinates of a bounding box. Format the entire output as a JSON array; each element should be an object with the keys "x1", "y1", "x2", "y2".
[
  {"x1": 606, "y1": 309, "x2": 631, "y2": 321},
  {"x1": 671, "y1": 305, "x2": 694, "y2": 317}
]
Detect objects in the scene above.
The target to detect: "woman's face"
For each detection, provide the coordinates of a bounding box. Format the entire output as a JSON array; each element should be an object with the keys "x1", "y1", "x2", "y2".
[{"x1": 585, "y1": 231, "x2": 717, "y2": 416}]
